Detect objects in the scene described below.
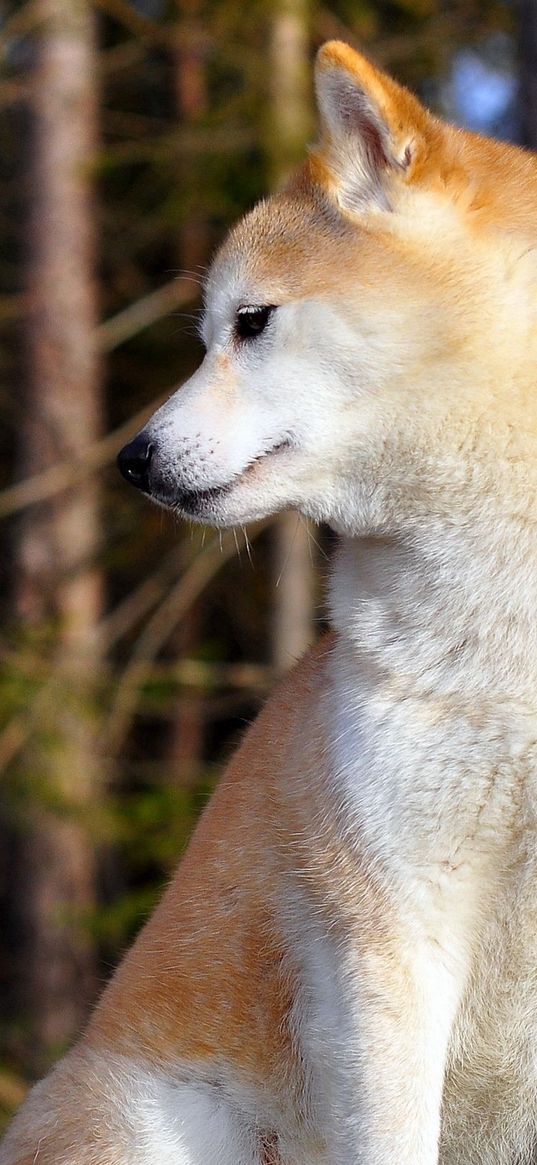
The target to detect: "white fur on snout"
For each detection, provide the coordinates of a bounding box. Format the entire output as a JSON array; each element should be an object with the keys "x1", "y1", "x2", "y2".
[{"x1": 145, "y1": 353, "x2": 295, "y2": 506}]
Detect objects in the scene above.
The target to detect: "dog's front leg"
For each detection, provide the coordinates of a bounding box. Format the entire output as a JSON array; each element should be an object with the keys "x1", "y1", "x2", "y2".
[{"x1": 310, "y1": 934, "x2": 462, "y2": 1165}]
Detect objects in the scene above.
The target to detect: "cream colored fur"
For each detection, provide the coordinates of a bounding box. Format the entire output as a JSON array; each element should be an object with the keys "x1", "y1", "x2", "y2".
[{"x1": 3, "y1": 38, "x2": 537, "y2": 1165}]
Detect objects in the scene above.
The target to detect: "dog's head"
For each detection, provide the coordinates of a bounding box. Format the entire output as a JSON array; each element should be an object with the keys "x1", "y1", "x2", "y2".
[{"x1": 118, "y1": 41, "x2": 537, "y2": 535}]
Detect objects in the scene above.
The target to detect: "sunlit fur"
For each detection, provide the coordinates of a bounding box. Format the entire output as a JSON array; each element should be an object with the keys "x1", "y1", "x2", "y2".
[{"x1": 4, "y1": 39, "x2": 537, "y2": 1165}]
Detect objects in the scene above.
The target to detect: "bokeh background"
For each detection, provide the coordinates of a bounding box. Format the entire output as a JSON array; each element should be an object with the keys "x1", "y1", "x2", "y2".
[{"x1": 0, "y1": 0, "x2": 533, "y2": 1122}]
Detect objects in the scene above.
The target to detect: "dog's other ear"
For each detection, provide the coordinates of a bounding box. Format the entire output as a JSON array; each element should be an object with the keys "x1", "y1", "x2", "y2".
[{"x1": 313, "y1": 41, "x2": 437, "y2": 214}]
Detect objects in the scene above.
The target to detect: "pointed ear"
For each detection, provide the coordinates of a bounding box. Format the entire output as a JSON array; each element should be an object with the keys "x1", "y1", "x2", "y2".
[{"x1": 313, "y1": 41, "x2": 434, "y2": 213}]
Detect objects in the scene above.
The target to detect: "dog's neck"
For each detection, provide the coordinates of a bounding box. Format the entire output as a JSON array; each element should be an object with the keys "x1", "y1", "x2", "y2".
[{"x1": 328, "y1": 510, "x2": 537, "y2": 709}]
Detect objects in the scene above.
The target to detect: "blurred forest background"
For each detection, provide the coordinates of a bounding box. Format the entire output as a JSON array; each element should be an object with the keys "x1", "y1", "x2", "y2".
[{"x1": 0, "y1": 0, "x2": 533, "y2": 1123}]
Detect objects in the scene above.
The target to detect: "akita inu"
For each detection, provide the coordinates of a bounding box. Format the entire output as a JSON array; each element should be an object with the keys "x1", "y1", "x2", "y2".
[{"x1": 4, "y1": 38, "x2": 537, "y2": 1165}]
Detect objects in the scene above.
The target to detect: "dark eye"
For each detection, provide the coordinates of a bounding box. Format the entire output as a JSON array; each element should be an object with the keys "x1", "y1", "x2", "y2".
[{"x1": 235, "y1": 304, "x2": 276, "y2": 341}]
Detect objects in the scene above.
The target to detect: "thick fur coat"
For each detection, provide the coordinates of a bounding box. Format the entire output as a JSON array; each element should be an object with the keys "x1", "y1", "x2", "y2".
[{"x1": 4, "y1": 40, "x2": 537, "y2": 1165}]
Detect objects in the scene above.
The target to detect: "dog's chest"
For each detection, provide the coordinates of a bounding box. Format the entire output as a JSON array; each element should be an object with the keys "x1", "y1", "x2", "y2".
[
  {"x1": 325, "y1": 646, "x2": 537, "y2": 1163},
  {"x1": 327, "y1": 656, "x2": 537, "y2": 873},
  {"x1": 441, "y1": 854, "x2": 537, "y2": 1164}
]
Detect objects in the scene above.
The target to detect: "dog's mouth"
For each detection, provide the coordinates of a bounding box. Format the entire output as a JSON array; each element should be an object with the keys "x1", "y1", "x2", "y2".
[{"x1": 168, "y1": 439, "x2": 293, "y2": 515}]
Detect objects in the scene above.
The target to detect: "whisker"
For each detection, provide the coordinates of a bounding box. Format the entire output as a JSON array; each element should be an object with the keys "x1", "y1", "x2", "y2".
[
  {"x1": 299, "y1": 516, "x2": 329, "y2": 562},
  {"x1": 242, "y1": 525, "x2": 254, "y2": 568},
  {"x1": 275, "y1": 515, "x2": 300, "y2": 588},
  {"x1": 175, "y1": 265, "x2": 210, "y2": 280},
  {"x1": 172, "y1": 325, "x2": 204, "y2": 340}
]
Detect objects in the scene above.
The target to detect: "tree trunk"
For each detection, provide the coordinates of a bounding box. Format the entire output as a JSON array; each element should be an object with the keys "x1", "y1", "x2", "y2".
[
  {"x1": 267, "y1": 0, "x2": 316, "y2": 672},
  {"x1": 14, "y1": 0, "x2": 102, "y2": 1070},
  {"x1": 518, "y1": 0, "x2": 537, "y2": 149}
]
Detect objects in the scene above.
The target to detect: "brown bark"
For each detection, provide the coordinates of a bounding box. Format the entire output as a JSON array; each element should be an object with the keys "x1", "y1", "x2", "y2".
[
  {"x1": 518, "y1": 0, "x2": 537, "y2": 149},
  {"x1": 14, "y1": 0, "x2": 102, "y2": 1068},
  {"x1": 268, "y1": 0, "x2": 316, "y2": 672},
  {"x1": 267, "y1": 0, "x2": 312, "y2": 189}
]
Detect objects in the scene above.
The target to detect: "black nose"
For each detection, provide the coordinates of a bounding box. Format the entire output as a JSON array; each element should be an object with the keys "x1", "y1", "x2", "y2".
[{"x1": 117, "y1": 434, "x2": 153, "y2": 492}]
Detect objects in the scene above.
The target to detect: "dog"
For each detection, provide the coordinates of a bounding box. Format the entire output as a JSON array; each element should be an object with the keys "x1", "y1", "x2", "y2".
[{"x1": 4, "y1": 38, "x2": 537, "y2": 1165}]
